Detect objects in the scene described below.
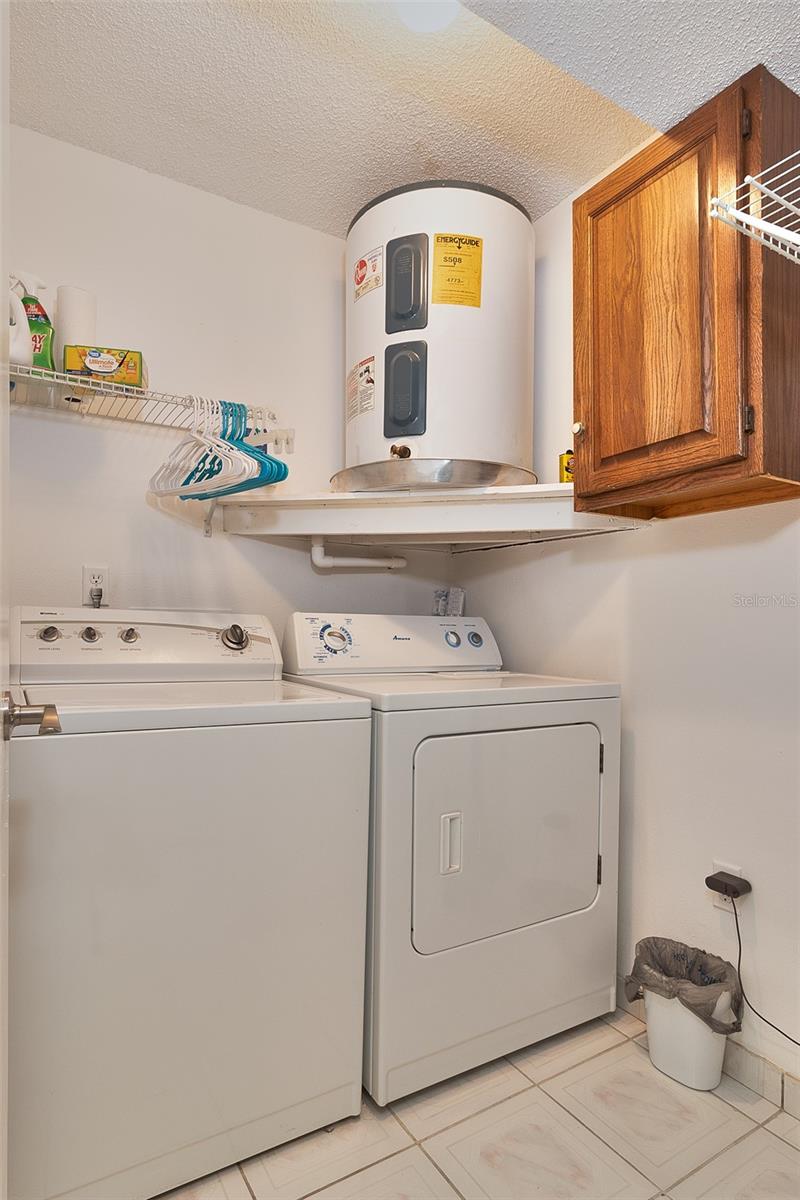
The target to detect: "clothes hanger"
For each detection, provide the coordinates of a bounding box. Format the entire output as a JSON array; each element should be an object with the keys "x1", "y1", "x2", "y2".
[
  {"x1": 150, "y1": 398, "x2": 255, "y2": 497},
  {"x1": 183, "y1": 402, "x2": 288, "y2": 500},
  {"x1": 149, "y1": 396, "x2": 212, "y2": 497},
  {"x1": 179, "y1": 400, "x2": 252, "y2": 493}
]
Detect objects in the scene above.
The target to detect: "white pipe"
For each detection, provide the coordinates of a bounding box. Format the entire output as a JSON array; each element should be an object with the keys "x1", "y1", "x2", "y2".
[{"x1": 310, "y1": 537, "x2": 407, "y2": 571}]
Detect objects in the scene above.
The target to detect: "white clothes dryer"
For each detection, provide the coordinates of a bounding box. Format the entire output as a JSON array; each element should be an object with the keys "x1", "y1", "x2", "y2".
[
  {"x1": 284, "y1": 613, "x2": 620, "y2": 1105},
  {"x1": 8, "y1": 608, "x2": 372, "y2": 1200}
]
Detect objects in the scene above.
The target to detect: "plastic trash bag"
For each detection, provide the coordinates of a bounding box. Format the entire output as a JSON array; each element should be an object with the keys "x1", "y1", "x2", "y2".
[{"x1": 625, "y1": 936, "x2": 743, "y2": 1034}]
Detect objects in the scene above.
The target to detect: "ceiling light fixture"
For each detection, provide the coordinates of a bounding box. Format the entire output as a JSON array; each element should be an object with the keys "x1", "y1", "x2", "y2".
[{"x1": 390, "y1": 1, "x2": 461, "y2": 34}]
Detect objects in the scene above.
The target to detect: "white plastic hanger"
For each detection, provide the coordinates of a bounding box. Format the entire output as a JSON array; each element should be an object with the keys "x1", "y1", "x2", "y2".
[{"x1": 149, "y1": 397, "x2": 256, "y2": 497}]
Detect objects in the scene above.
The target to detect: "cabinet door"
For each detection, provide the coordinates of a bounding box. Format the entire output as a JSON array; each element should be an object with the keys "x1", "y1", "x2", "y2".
[{"x1": 574, "y1": 86, "x2": 747, "y2": 497}]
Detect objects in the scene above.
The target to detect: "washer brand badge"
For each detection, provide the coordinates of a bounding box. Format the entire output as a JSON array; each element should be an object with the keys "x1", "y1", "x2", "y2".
[
  {"x1": 432, "y1": 232, "x2": 483, "y2": 308},
  {"x1": 353, "y1": 246, "x2": 383, "y2": 302},
  {"x1": 392, "y1": 634, "x2": 411, "y2": 641}
]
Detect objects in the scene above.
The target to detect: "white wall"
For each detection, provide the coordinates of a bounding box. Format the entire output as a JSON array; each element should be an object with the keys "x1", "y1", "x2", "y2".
[
  {"x1": 456, "y1": 196, "x2": 800, "y2": 1074},
  {"x1": 8, "y1": 128, "x2": 445, "y2": 629},
  {"x1": 11, "y1": 126, "x2": 799, "y2": 1073}
]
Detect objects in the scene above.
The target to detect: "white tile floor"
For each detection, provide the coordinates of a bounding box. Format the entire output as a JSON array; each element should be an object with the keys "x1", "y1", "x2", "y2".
[{"x1": 162, "y1": 1011, "x2": 799, "y2": 1200}]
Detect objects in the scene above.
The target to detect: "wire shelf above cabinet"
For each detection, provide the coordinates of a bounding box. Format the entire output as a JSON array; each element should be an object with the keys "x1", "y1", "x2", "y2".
[
  {"x1": 711, "y1": 147, "x2": 800, "y2": 266},
  {"x1": 8, "y1": 364, "x2": 295, "y2": 453}
]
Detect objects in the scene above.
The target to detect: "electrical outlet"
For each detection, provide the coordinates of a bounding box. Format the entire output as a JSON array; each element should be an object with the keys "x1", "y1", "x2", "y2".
[
  {"x1": 82, "y1": 565, "x2": 110, "y2": 608},
  {"x1": 711, "y1": 859, "x2": 742, "y2": 911}
]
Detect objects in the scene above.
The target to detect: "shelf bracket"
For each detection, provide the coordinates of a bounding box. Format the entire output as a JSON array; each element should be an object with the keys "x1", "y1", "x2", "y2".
[
  {"x1": 203, "y1": 500, "x2": 218, "y2": 538},
  {"x1": 310, "y1": 537, "x2": 407, "y2": 571}
]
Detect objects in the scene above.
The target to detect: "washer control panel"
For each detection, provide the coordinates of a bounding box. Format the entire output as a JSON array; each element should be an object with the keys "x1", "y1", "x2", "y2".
[
  {"x1": 283, "y1": 613, "x2": 501, "y2": 675},
  {"x1": 12, "y1": 608, "x2": 282, "y2": 684}
]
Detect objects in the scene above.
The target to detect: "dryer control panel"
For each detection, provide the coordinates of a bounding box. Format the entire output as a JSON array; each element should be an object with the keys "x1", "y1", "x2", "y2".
[
  {"x1": 12, "y1": 608, "x2": 282, "y2": 684},
  {"x1": 283, "y1": 613, "x2": 502, "y2": 675}
]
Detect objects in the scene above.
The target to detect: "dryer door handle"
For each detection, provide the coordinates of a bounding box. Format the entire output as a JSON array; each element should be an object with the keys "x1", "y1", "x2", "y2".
[{"x1": 439, "y1": 812, "x2": 463, "y2": 875}]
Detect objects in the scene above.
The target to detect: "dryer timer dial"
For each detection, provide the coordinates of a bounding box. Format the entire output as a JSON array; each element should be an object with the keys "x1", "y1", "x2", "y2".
[{"x1": 320, "y1": 625, "x2": 352, "y2": 654}]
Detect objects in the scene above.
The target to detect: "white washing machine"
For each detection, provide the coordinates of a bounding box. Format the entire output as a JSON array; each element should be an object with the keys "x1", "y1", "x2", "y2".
[
  {"x1": 283, "y1": 613, "x2": 621, "y2": 1106},
  {"x1": 8, "y1": 608, "x2": 372, "y2": 1200}
]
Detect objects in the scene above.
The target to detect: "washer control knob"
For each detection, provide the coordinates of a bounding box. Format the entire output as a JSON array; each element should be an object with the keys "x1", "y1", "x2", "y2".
[
  {"x1": 120, "y1": 627, "x2": 139, "y2": 644},
  {"x1": 445, "y1": 630, "x2": 461, "y2": 648},
  {"x1": 81, "y1": 626, "x2": 99, "y2": 643},
  {"x1": 468, "y1": 631, "x2": 484, "y2": 647},
  {"x1": 221, "y1": 623, "x2": 249, "y2": 651},
  {"x1": 39, "y1": 625, "x2": 61, "y2": 642}
]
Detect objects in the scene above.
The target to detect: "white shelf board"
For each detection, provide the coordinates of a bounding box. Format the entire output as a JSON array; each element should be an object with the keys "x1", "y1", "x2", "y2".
[{"x1": 219, "y1": 483, "x2": 646, "y2": 551}]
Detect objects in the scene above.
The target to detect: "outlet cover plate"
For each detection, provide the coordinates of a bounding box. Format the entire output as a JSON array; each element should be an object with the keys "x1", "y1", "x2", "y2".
[{"x1": 82, "y1": 565, "x2": 109, "y2": 607}]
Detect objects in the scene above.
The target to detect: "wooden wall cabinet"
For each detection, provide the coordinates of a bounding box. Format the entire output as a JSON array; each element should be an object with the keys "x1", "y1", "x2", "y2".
[{"x1": 573, "y1": 66, "x2": 800, "y2": 518}]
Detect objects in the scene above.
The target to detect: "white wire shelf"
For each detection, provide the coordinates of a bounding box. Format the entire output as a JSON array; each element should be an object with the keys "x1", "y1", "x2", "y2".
[
  {"x1": 711, "y1": 147, "x2": 800, "y2": 265},
  {"x1": 8, "y1": 363, "x2": 295, "y2": 453}
]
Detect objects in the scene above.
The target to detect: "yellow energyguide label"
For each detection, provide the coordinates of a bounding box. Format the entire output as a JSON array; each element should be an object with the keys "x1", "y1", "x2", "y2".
[{"x1": 432, "y1": 233, "x2": 483, "y2": 308}]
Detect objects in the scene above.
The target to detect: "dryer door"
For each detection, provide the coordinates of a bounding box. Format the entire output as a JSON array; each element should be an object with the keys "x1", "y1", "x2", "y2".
[{"x1": 412, "y1": 723, "x2": 601, "y2": 954}]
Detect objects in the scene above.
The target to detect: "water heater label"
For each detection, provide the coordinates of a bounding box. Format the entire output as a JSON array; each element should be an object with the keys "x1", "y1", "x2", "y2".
[
  {"x1": 346, "y1": 357, "x2": 376, "y2": 423},
  {"x1": 353, "y1": 247, "x2": 383, "y2": 302},
  {"x1": 432, "y1": 233, "x2": 483, "y2": 308}
]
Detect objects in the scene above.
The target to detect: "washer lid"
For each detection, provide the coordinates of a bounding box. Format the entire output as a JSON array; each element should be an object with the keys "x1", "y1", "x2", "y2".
[
  {"x1": 21, "y1": 680, "x2": 370, "y2": 734},
  {"x1": 289, "y1": 672, "x2": 620, "y2": 712}
]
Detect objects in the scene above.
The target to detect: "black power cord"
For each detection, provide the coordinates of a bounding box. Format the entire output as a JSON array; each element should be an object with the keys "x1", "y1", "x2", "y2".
[{"x1": 731, "y1": 897, "x2": 800, "y2": 1049}]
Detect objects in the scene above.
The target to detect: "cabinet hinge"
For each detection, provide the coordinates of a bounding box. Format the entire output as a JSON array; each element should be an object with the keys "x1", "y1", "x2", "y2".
[
  {"x1": 597, "y1": 855, "x2": 603, "y2": 885},
  {"x1": 599, "y1": 743, "x2": 605, "y2": 773},
  {"x1": 741, "y1": 107, "x2": 752, "y2": 139},
  {"x1": 743, "y1": 404, "x2": 756, "y2": 434}
]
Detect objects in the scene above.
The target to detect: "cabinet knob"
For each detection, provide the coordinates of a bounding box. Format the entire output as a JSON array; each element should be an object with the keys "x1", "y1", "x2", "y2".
[{"x1": 572, "y1": 421, "x2": 585, "y2": 436}]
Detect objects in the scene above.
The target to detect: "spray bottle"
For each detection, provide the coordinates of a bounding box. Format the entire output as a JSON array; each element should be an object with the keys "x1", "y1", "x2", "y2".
[
  {"x1": 11, "y1": 273, "x2": 55, "y2": 370},
  {"x1": 9, "y1": 280, "x2": 32, "y2": 367}
]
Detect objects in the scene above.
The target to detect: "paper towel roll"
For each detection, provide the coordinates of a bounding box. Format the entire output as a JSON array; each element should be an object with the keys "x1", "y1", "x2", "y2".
[{"x1": 55, "y1": 286, "x2": 97, "y2": 372}]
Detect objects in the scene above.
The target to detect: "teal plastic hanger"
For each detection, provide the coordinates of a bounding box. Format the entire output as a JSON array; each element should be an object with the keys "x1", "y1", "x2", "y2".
[{"x1": 182, "y1": 402, "x2": 288, "y2": 500}]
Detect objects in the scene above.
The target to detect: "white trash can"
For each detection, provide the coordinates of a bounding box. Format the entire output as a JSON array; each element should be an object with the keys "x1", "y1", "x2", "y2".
[
  {"x1": 626, "y1": 937, "x2": 741, "y2": 1092},
  {"x1": 644, "y1": 990, "x2": 729, "y2": 1090}
]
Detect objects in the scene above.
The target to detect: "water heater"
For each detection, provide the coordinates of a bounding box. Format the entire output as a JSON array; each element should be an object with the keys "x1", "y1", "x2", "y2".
[{"x1": 333, "y1": 181, "x2": 535, "y2": 492}]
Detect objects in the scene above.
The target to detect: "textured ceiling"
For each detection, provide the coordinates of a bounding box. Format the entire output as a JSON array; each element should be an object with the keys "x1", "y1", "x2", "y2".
[
  {"x1": 10, "y1": 0, "x2": 651, "y2": 237},
  {"x1": 465, "y1": 0, "x2": 800, "y2": 130}
]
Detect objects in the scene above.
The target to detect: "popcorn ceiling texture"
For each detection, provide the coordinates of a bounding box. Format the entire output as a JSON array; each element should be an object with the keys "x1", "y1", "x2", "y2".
[
  {"x1": 466, "y1": 0, "x2": 800, "y2": 130},
  {"x1": 10, "y1": 0, "x2": 650, "y2": 237}
]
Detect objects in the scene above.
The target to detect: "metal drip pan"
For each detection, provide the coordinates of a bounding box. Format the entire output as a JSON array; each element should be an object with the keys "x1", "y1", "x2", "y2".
[{"x1": 330, "y1": 459, "x2": 538, "y2": 493}]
